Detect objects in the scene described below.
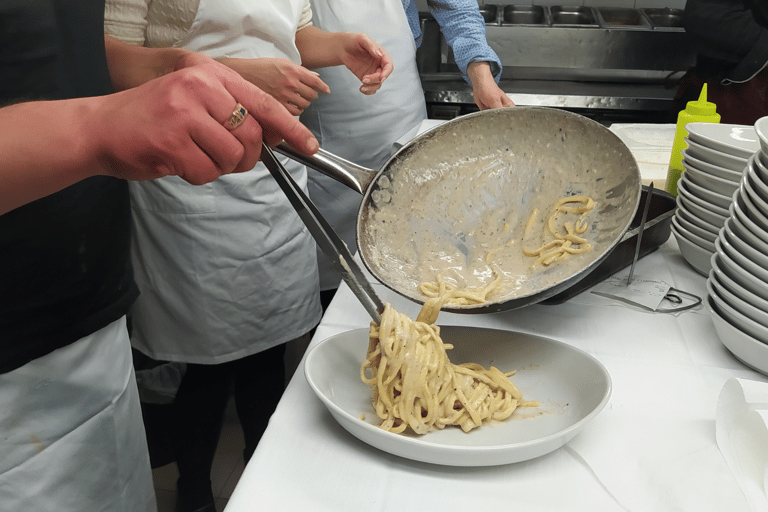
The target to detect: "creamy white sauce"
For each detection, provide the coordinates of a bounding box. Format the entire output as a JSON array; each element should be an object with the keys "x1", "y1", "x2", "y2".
[{"x1": 358, "y1": 110, "x2": 640, "y2": 309}]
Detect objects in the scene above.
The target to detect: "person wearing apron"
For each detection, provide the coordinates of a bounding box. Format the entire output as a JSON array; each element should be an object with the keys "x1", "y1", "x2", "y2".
[
  {"x1": 302, "y1": 0, "x2": 511, "y2": 308},
  {"x1": 104, "y1": 2, "x2": 389, "y2": 511}
]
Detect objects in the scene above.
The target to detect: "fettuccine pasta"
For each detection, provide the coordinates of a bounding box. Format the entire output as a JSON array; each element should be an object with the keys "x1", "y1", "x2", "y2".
[
  {"x1": 361, "y1": 299, "x2": 536, "y2": 435},
  {"x1": 523, "y1": 195, "x2": 595, "y2": 268}
]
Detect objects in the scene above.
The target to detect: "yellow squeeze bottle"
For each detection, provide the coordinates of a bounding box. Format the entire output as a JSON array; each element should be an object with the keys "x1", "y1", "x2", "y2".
[{"x1": 664, "y1": 84, "x2": 720, "y2": 196}]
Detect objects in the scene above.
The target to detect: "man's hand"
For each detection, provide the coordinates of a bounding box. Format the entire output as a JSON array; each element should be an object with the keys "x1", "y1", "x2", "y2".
[
  {"x1": 467, "y1": 61, "x2": 515, "y2": 110},
  {"x1": 94, "y1": 54, "x2": 319, "y2": 185}
]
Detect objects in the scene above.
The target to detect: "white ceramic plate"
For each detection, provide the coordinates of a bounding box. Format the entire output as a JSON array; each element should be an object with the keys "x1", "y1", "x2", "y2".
[
  {"x1": 678, "y1": 200, "x2": 721, "y2": 235},
  {"x1": 676, "y1": 194, "x2": 727, "y2": 229},
  {"x1": 716, "y1": 235, "x2": 768, "y2": 284},
  {"x1": 713, "y1": 250, "x2": 768, "y2": 303},
  {"x1": 671, "y1": 215, "x2": 716, "y2": 252},
  {"x1": 754, "y1": 117, "x2": 768, "y2": 155},
  {"x1": 738, "y1": 182, "x2": 768, "y2": 231},
  {"x1": 686, "y1": 122, "x2": 760, "y2": 159},
  {"x1": 710, "y1": 268, "x2": 768, "y2": 328},
  {"x1": 679, "y1": 172, "x2": 732, "y2": 209},
  {"x1": 706, "y1": 295, "x2": 768, "y2": 376},
  {"x1": 711, "y1": 254, "x2": 768, "y2": 314},
  {"x1": 304, "y1": 326, "x2": 611, "y2": 467},
  {"x1": 672, "y1": 224, "x2": 713, "y2": 276},
  {"x1": 682, "y1": 160, "x2": 740, "y2": 197},
  {"x1": 723, "y1": 216, "x2": 768, "y2": 269},
  {"x1": 681, "y1": 148, "x2": 743, "y2": 182},
  {"x1": 744, "y1": 166, "x2": 768, "y2": 212},
  {"x1": 675, "y1": 212, "x2": 718, "y2": 243},
  {"x1": 685, "y1": 137, "x2": 750, "y2": 171},
  {"x1": 749, "y1": 155, "x2": 768, "y2": 202},
  {"x1": 730, "y1": 196, "x2": 768, "y2": 246},
  {"x1": 729, "y1": 206, "x2": 768, "y2": 255},
  {"x1": 707, "y1": 279, "x2": 768, "y2": 345}
]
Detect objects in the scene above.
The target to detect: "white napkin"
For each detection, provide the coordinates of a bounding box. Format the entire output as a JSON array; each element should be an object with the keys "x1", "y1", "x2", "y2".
[{"x1": 717, "y1": 378, "x2": 768, "y2": 512}]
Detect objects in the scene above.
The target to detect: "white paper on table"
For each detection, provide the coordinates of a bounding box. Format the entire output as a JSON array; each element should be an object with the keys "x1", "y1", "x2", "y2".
[
  {"x1": 717, "y1": 378, "x2": 768, "y2": 512},
  {"x1": 591, "y1": 274, "x2": 671, "y2": 311}
]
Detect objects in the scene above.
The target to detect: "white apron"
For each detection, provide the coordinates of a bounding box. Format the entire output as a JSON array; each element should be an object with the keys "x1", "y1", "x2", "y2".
[
  {"x1": 301, "y1": 0, "x2": 428, "y2": 291},
  {"x1": 0, "y1": 318, "x2": 156, "y2": 512},
  {"x1": 129, "y1": 0, "x2": 322, "y2": 364}
]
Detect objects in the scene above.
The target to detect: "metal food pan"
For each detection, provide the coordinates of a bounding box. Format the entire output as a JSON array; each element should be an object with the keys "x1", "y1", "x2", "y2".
[
  {"x1": 549, "y1": 6, "x2": 599, "y2": 27},
  {"x1": 641, "y1": 8, "x2": 685, "y2": 31},
  {"x1": 597, "y1": 7, "x2": 652, "y2": 30},
  {"x1": 479, "y1": 5, "x2": 500, "y2": 24},
  {"x1": 541, "y1": 186, "x2": 675, "y2": 304},
  {"x1": 502, "y1": 5, "x2": 548, "y2": 26}
]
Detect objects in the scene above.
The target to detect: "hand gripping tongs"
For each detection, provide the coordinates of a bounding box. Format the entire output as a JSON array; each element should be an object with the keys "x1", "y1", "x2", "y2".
[{"x1": 261, "y1": 144, "x2": 384, "y2": 324}]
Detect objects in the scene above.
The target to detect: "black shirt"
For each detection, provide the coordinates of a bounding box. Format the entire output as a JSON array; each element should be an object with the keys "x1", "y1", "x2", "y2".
[
  {"x1": 0, "y1": 0, "x2": 139, "y2": 373},
  {"x1": 683, "y1": 0, "x2": 768, "y2": 83}
]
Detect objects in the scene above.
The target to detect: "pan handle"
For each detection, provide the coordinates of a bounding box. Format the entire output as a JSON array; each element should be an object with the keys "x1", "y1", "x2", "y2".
[{"x1": 275, "y1": 142, "x2": 377, "y2": 195}]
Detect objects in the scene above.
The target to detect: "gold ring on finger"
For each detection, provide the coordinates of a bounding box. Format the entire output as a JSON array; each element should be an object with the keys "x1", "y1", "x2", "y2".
[{"x1": 226, "y1": 103, "x2": 248, "y2": 130}]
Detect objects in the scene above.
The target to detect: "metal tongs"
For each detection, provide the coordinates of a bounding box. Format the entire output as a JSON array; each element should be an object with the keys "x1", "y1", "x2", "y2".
[
  {"x1": 261, "y1": 144, "x2": 384, "y2": 324},
  {"x1": 627, "y1": 182, "x2": 654, "y2": 286}
]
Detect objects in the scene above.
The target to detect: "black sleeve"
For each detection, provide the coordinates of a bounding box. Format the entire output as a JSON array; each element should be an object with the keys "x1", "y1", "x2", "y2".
[{"x1": 683, "y1": 0, "x2": 768, "y2": 82}]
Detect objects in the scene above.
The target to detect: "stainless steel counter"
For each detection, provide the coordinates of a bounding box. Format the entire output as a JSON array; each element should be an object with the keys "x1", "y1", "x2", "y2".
[
  {"x1": 421, "y1": 76, "x2": 680, "y2": 122},
  {"x1": 418, "y1": 5, "x2": 694, "y2": 123}
]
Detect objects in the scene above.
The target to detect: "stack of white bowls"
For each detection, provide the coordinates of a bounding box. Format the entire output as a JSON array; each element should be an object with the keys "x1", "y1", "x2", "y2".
[
  {"x1": 706, "y1": 117, "x2": 768, "y2": 374},
  {"x1": 672, "y1": 123, "x2": 759, "y2": 275}
]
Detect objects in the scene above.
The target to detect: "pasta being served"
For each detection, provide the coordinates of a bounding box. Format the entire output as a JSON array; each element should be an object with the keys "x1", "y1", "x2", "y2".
[{"x1": 361, "y1": 297, "x2": 537, "y2": 435}]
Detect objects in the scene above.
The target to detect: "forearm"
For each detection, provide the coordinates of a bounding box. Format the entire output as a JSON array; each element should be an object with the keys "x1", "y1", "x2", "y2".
[
  {"x1": 295, "y1": 26, "x2": 345, "y2": 69},
  {"x1": 103, "y1": 35, "x2": 189, "y2": 91},
  {"x1": 0, "y1": 99, "x2": 103, "y2": 214}
]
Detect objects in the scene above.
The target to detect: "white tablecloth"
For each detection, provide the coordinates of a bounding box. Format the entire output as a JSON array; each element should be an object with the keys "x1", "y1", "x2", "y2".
[{"x1": 224, "y1": 236, "x2": 768, "y2": 512}]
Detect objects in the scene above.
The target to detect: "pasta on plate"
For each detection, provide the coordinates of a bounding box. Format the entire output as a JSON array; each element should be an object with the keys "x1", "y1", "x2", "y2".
[{"x1": 361, "y1": 296, "x2": 537, "y2": 435}]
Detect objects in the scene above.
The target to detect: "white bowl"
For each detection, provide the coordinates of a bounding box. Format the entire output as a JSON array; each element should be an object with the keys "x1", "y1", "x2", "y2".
[
  {"x1": 675, "y1": 212, "x2": 718, "y2": 243},
  {"x1": 713, "y1": 250, "x2": 768, "y2": 303},
  {"x1": 672, "y1": 224, "x2": 713, "y2": 276},
  {"x1": 742, "y1": 171, "x2": 768, "y2": 219},
  {"x1": 750, "y1": 153, "x2": 768, "y2": 199},
  {"x1": 730, "y1": 196, "x2": 768, "y2": 246},
  {"x1": 677, "y1": 177, "x2": 730, "y2": 217},
  {"x1": 686, "y1": 122, "x2": 760, "y2": 159},
  {"x1": 682, "y1": 160, "x2": 741, "y2": 197},
  {"x1": 716, "y1": 233, "x2": 768, "y2": 284},
  {"x1": 710, "y1": 270, "x2": 768, "y2": 330},
  {"x1": 676, "y1": 194, "x2": 727, "y2": 229},
  {"x1": 679, "y1": 172, "x2": 732, "y2": 209},
  {"x1": 304, "y1": 326, "x2": 612, "y2": 466},
  {"x1": 754, "y1": 116, "x2": 768, "y2": 155},
  {"x1": 706, "y1": 295, "x2": 768, "y2": 376},
  {"x1": 684, "y1": 137, "x2": 750, "y2": 171},
  {"x1": 677, "y1": 200, "x2": 721, "y2": 235},
  {"x1": 729, "y1": 205, "x2": 768, "y2": 255},
  {"x1": 681, "y1": 148, "x2": 744, "y2": 182},
  {"x1": 672, "y1": 215, "x2": 716, "y2": 252},
  {"x1": 737, "y1": 182, "x2": 768, "y2": 232},
  {"x1": 711, "y1": 252, "x2": 768, "y2": 311},
  {"x1": 722, "y1": 216, "x2": 768, "y2": 270},
  {"x1": 707, "y1": 278, "x2": 768, "y2": 344}
]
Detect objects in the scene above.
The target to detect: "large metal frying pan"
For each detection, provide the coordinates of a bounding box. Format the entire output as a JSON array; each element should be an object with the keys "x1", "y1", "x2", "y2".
[{"x1": 278, "y1": 107, "x2": 641, "y2": 314}]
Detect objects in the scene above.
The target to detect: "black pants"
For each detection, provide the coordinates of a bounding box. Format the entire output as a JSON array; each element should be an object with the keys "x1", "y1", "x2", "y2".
[{"x1": 138, "y1": 344, "x2": 286, "y2": 511}]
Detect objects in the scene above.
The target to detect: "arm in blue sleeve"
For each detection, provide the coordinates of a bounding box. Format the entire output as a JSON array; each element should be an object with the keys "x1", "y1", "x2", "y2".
[{"x1": 427, "y1": 0, "x2": 503, "y2": 83}]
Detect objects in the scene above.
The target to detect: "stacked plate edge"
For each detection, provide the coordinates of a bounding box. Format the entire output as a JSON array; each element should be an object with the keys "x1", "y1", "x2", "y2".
[
  {"x1": 705, "y1": 117, "x2": 768, "y2": 375},
  {"x1": 673, "y1": 122, "x2": 758, "y2": 275}
]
